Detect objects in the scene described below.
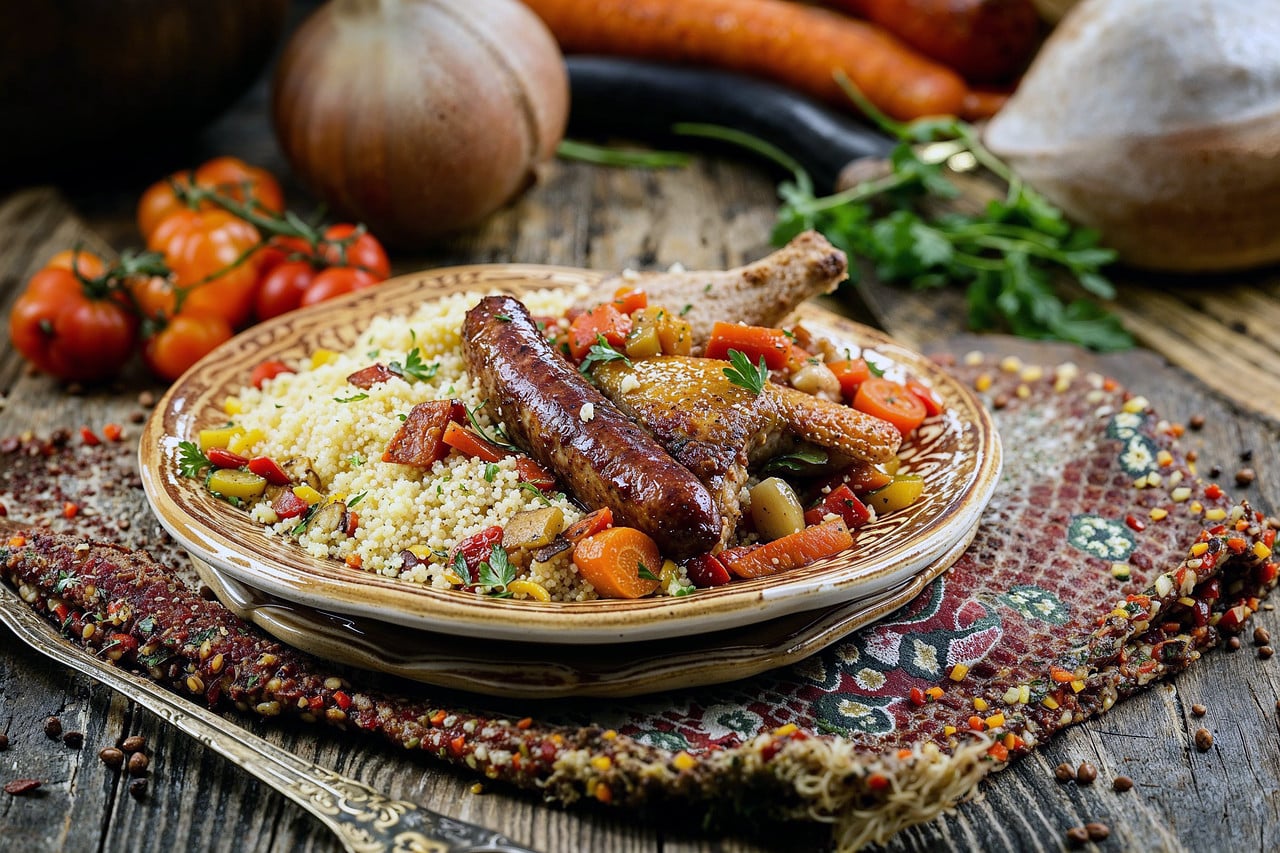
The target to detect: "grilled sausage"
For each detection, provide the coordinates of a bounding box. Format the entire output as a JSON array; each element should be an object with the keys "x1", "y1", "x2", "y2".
[{"x1": 462, "y1": 295, "x2": 722, "y2": 558}]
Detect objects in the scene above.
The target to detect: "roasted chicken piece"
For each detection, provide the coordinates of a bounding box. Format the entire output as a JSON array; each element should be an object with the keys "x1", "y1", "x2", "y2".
[
  {"x1": 583, "y1": 231, "x2": 847, "y2": 354},
  {"x1": 593, "y1": 356, "x2": 900, "y2": 548}
]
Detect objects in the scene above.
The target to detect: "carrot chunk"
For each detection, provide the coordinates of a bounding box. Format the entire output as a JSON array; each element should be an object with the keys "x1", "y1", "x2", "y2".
[
  {"x1": 442, "y1": 420, "x2": 508, "y2": 463},
  {"x1": 572, "y1": 526, "x2": 663, "y2": 599},
  {"x1": 704, "y1": 322, "x2": 793, "y2": 370},
  {"x1": 719, "y1": 519, "x2": 853, "y2": 579},
  {"x1": 382, "y1": 401, "x2": 453, "y2": 467}
]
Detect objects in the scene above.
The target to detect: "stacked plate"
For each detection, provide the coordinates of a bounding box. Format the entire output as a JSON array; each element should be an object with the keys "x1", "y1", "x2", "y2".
[{"x1": 140, "y1": 266, "x2": 1000, "y2": 698}]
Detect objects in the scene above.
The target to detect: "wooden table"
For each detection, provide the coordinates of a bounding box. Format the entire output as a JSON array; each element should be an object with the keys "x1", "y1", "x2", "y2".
[{"x1": 3, "y1": 53, "x2": 1279, "y2": 853}]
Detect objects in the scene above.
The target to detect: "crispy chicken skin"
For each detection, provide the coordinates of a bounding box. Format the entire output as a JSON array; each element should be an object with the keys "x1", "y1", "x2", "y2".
[{"x1": 584, "y1": 231, "x2": 847, "y2": 353}]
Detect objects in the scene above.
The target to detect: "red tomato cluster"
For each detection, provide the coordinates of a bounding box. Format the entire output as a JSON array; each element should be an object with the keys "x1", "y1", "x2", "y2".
[{"x1": 8, "y1": 156, "x2": 391, "y2": 384}]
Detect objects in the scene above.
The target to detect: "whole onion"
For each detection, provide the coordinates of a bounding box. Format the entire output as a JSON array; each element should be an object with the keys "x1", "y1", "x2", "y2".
[{"x1": 272, "y1": 0, "x2": 569, "y2": 246}]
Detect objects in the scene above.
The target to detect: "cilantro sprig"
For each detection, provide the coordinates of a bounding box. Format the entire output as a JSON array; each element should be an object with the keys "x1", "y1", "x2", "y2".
[
  {"x1": 675, "y1": 77, "x2": 1132, "y2": 352},
  {"x1": 723, "y1": 349, "x2": 769, "y2": 396}
]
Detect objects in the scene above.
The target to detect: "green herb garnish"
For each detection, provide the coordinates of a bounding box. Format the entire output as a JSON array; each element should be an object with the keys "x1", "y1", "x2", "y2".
[
  {"x1": 465, "y1": 402, "x2": 520, "y2": 454},
  {"x1": 519, "y1": 482, "x2": 552, "y2": 506},
  {"x1": 346, "y1": 491, "x2": 367, "y2": 508},
  {"x1": 348, "y1": 453, "x2": 365, "y2": 466},
  {"x1": 578, "y1": 335, "x2": 632, "y2": 375},
  {"x1": 176, "y1": 441, "x2": 212, "y2": 478},
  {"x1": 484, "y1": 462, "x2": 500, "y2": 483},
  {"x1": 723, "y1": 348, "x2": 769, "y2": 396},
  {"x1": 637, "y1": 562, "x2": 659, "y2": 582},
  {"x1": 478, "y1": 544, "x2": 516, "y2": 591},
  {"x1": 334, "y1": 393, "x2": 368, "y2": 403},
  {"x1": 388, "y1": 336, "x2": 439, "y2": 383},
  {"x1": 762, "y1": 447, "x2": 829, "y2": 475},
  {"x1": 54, "y1": 571, "x2": 80, "y2": 594},
  {"x1": 674, "y1": 78, "x2": 1131, "y2": 352}
]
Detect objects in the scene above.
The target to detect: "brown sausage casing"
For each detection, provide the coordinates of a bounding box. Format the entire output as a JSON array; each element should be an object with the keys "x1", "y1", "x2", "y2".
[{"x1": 462, "y1": 295, "x2": 722, "y2": 559}]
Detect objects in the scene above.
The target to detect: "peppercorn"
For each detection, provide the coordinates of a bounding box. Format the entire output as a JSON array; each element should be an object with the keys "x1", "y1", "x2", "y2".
[
  {"x1": 1209, "y1": 465, "x2": 1222, "y2": 479},
  {"x1": 99, "y1": 747, "x2": 124, "y2": 769},
  {"x1": 120, "y1": 735, "x2": 145, "y2": 753},
  {"x1": 127, "y1": 752, "x2": 149, "y2": 777},
  {"x1": 62, "y1": 731, "x2": 84, "y2": 749},
  {"x1": 1112, "y1": 775, "x2": 1134, "y2": 792},
  {"x1": 44, "y1": 716, "x2": 62, "y2": 739},
  {"x1": 1236, "y1": 468, "x2": 1256, "y2": 487},
  {"x1": 1086, "y1": 822, "x2": 1111, "y2": 841},
  {"x1": 1194, "y1": 728, "x2": 1213, "y2": 751},
  {"x1": 1076, "y1": 761, "x2": 1098, "y2": 784},
  {"x1": 1240, "y1": 449, "x2": 1253, "y2": 462}
]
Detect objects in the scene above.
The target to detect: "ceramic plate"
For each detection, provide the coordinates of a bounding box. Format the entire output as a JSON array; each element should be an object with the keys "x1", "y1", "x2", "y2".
[
  {"x1": 140, "y1": 265, "x2": 1000, "y2": 644},
  {"x1": 190, "y1": 520, "x2": 974, "y2": 698}
]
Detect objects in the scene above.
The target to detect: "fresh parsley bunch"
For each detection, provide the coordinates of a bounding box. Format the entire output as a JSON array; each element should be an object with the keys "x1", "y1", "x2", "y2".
[{"x1": 676, "y1": 79, "x2": 1132, "y2": 352}]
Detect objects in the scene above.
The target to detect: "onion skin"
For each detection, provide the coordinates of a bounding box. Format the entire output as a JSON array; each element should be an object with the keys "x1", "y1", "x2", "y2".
[{"x1": 271, "y1": 0, "x2": 569, "y2": 246}]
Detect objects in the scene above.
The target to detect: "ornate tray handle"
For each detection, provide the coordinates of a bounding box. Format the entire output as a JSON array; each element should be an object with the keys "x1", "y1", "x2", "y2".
[{"x1": 0, "y1": 581, "x2": 537, "y2": 853}]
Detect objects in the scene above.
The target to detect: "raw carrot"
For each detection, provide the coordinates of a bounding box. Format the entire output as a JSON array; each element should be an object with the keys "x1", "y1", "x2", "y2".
[
  {"x1": 442, "y1": 420, "x2": 508, "y2": 463},
  {"x1": 572, "y1": 526, "x2": 663, "y2": 599},
  {"x1": 704, "y1": 322, "x2": 793, "y2": 370},
  {"x1": 819, "y1": 0, "x2": 1040, "y2": 84},
  {"x1": 522, "y1": 0, "x2": 969, "y2": 121},
  {"x1": 719, "y1": 518, "x2": 854, "y2": 579}
]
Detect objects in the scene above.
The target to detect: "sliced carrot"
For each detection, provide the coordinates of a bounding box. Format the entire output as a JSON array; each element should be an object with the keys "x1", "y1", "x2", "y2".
[
  {"x1": 704, "y1": 322, "x2": 793, "y2": 370},
  {"x1": 827, "y1": 358, "x2": 871, "y2": 400},
  {"x1": 442, "y1": 420, "x2": 508, "y2": 463},
  {"x1": 612, "y1": 285, "x2": 648, "y2": 315},
  {"x1": 562, "y1": 507, "x2": 613, "y2": 543},
  {"x1": 853, "y1": 377, "x2": 927, "y2": 437},
  {"x1": 572, "y1": 526, "x2": 663, "y2": 599},
  {"x1": 568, "y1": 304, "x2": 632, "y2": 361},
  {"x1": 719, "y1": 519, "x2": 853, "y2": 579},
  {"x1": 516, "y1": 456, "x2": 556, "y2": 490}
]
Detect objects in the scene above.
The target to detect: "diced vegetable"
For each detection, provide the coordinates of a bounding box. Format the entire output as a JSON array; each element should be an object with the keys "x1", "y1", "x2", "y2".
[
  {"x1": 292, "y1": 484, "x2": 324, "y2": 505},
  {"x1": 382, "y1": 400, "x2": 453, "y2": 467},
  {"x1": 685, "y1": 553, "x2": 732, "y2": 588},
  {"x1": 749, "y1": 477, "x2": 806, "y2": 541},
  {"x1": 612, "y1": 285, "x2": 648, "y2": 315},
  {"x1": 803, "y1": 484, "x2": 872, "y2": 528},
  {"x1": 251, "y1": 359, "x2": 294, "y2": 389},
  {"x1": 207, "y1": 447, "x2": 249, "y2": 469},
  {"x1": 562, "y1": 507, "x2": 613, "y2": 543},
  {"x1": 450, "y1": 525, "x2": 505, "y2": 584},
  {"x1": 248, "y1": 456, "x2": 292, "y2": 486},
  {"x1": 655, "y1": 309, "x2": 693, "y2": 356},
  {"x1": 624, "y1": 314, "x2": 662, "y2": 359},
  {"x1": 789, "y1": 360, "x2": 841, "y2": 400},
  {"x1": 442, "y1": 420, "x2": 508, "y2": 463},
  {"x1": 568, "y1": 304, "x2": 632, "y2": 361},
  {"x1": 515, "y1": 456, "x2": 556, "y2": 490},
  {"x1": 503, "y1": 507, "x2": 566, "y2": 551},
  {"x1": 346, "y1": 363, "x2": 397, "y2": 389},
  {"x1": 819, "y1": 461, "x2": 894, "y2": 496},
  {"x1": 572, "y1": 526, "x2": 663, "y2": 599},
  {"x1": 507, "y1": 579, "x2": 551, "y2": 602},
  {"x1": 308, "y1": 500, "x2": 348, "y2": 535},
  {"x1": 866, "y1": 474, "x2": 925, "y2": 513},
  {"x1": 207, "y1": 469, "x2": 267, "y2": 501},
  {"x1": 906, "y1": 379, "x2": 945, "y2": 417},
  {"x1": 272, "y1": 489, "x2": 310, "y2": 519},
  {"x1": 197, "y1": 425, "x2": 244, "y2": 452},
  {"x1": 853, "y1": 377, "x2": 928, "y2": 436},
  {"x1": 704, "y1": 322, "x2": 792, "y2": 369},
  {"x1": 827, "y1": 358, "x2": 872, "y2": 400},
  {"x1": 226, "y1": 428, "x2": 265, "y2": 456},
  {"x1": 718, "y1": 519, "x2": 853, "y2": 579}
]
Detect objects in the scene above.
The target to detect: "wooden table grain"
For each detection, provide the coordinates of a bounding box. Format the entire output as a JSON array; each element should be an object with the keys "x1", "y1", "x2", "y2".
[{"x1": 2, "y1": 61, "x2": 1279, "y2": 853}]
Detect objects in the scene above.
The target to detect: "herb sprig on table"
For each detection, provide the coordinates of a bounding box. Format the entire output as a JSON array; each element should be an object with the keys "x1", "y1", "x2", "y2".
[{"x1": 676, "y1": 79, "x2": 1132, "y2": 352}]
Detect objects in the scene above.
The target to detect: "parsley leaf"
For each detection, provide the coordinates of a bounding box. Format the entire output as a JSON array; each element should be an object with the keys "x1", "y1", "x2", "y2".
[
  {"x1": 334, "y1": 393, "x2": 368, "y2": 403},
  {"x1": 674, "y1": 81, "x2": 1132, "y2": 352},
  {"x1": 176, "y1": 441, "x2": 212, "y2": 478},
  {"x1": 346, "y1": 491, "x2": 367, "y2": 508},
  {"x1": 388, "y1": 339, "x2": 439, "y2": 383},
  {"x1": 762, "y1": 447, "x2": 829, "y2": 475},
  {"x1": 484, "y1": 462, "x2": 499, "y2": 482},
  {"x1": 519, "y1": 482, "x2": 552, "y2": 506},
  {"x1": 637, "y1": 562, "x2": 659, "y2": 582},
  {"x1": 578, "y1": 335, "x2": 632, "y2": 375},
  {"x1": 723, "y1": 349, "x2": 769, "y2": 396},
  {"x1": 478, "y1": 544, "x2": 515, "y2": 591}
]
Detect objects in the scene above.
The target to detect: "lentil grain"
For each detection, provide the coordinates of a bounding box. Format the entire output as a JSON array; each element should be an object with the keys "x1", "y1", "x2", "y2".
[
  {"x1": 1228, "y1": 636, "x2": 1242, "y2": 651},
  {"x1": 1188, "y1": 414, "x2": 1205, "y2": 430},
  {"x1": 1235, "y1": 467, "x2": 1256, "y2": 487},
  {"x1": 1112, "y1": 775, "x2": 1133, "y2": 792},
  {"x1": 99, "y1": 747, "x2": 124, "y2": 769},
  {"x1": 1065, "y1": 826, "x2": 1089, "y2": 846},
  {"x1": 1076, "y1": 761, "x2": 1097, "y2": 784},
  {"x1": 121, "y1": 735, "x2": 145, "y2": 753},
  {"x1": 1194, "y1": 728, "x2": 1213, "y2": 751},
  {"x1": 1260, "y1": 646, "x2": 1274, "y2": 659},
  {"x1": 4, "y1": 779, "x2": 42, "y2": 795},
  {"x1": 1054, "y1": 762, "x2": 1075, "y2": 782},
  {"x1": 127, "y1": 751, "x2": 149, "y2": 777},
  {"x1": 1086, "y1": 822, "x2": 1111, "y2": 841}
]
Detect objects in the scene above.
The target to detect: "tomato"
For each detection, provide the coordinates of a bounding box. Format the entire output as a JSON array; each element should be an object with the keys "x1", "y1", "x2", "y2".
[
  {"x1": 8, "y1": 268, "x2": 138, "y2": 382},
  {"x1": 906, "y1": 379, "x2": 944, "y2": 417},
  {"x1": 148, "y1": 209, "x2": 263, "y2": 327},
  {"x1": 852, "y1": 378, "x2": 928, "y2": 436},
  {"x1": 143, "y1": 313, "x2": 233, "y2": 381},
  {"x1": 255, "y1": 260, "x2": 317, "y2": 320},
  {"x1": 250, "y1": 359, "x2": 294, "y2": 389},
  {"x1": 137, "y1": 159, "x2": 284, "y2": 241},
  {"x1": 298, "y1": 267, "x2": 377, "y2": 307},
  {"x1": 320, "y1": 224, "x2": 390, "y2": 280},
  {"x1": 126, "y1": 275, "x2": 179, "y2": 322},
  {"x1": 256, "y1": 235, "x2": 316, "y2": 278},
  {"x1": 44, "y1": 249, "x2": 106, "y2": 279}
]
